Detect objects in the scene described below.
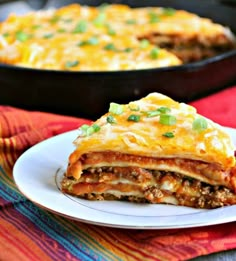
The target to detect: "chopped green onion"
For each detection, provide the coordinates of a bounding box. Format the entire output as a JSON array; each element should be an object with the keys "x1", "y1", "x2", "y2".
[
  {"x1": 50, "y1": 15, "x2": 60, "y2": 24},
  {"x1": 145, "y1": 110, "x2": 160, "y2": 118},
  {"x1": 43, "y1": 33, "x2": 54, "y2": 39},
  {"x1": 80, "y1": 124, "x2": 90, "y2": 130},
  {"x1": 143, "y1": 107, "x2": 171, "y2": 117},
  {"x1": 80, "y1": 124, "x2": 90, "y2": 134},
  {"x1": 192, "y1": 117, "x2": 208, "y2": 132},
  {"x1": 104, "y1": 43, "x2": 117, "y2": 51},
  {"x1": 125, "y1": 19, "x2": 137, "y2": 25},
  {"x1": 124, "y1": 47, "x2": 133, "y2": 53},
  {"x1": 162, "y1": 132, "x2": 175, "y2": 138},
  {"x1": 86, "y1": 127, "x2": 94, "y2": 136},
  {"x1": 57, "y1": 28, "x2": 66, "y2": 33},
  {"x1": 32, "y1": 25, "x2": 41, "y2": 30},
  {"x1": 15, "y1": 31, "x2": 31, "y2": 42},
  {"x1": 79, "y1": 124, "x2": 101, "y2": 136},
  {"x1": 140, "y1": 39, "x2": 150, "y2": 49},
  {"x1": 87, "y1": 36, "x2": 99, "y2": 45},
  {"x1": 157, "y1": 106, "x2": 171, "y2": 114},
  {"x1": 3, "y1": 32, "x2": 9, "y2": 37},
  {"x1": 150, "y1": 48, "x2": 159, "y2": 59},
  {"x1": 93, "y1": 12, "x2": 106, "y2": 27},
  {"x1": 127, "y1": 114, "x2": 141, "y2": 122},
  {"x1": 109, "y1": 102, "x2": 124, "y2": 115},
  {"x1": 159, "y1": 114, "x2": 176, "y2": 125},
  {"x1": 73, "y1": 21, "x2": 87, "y2": 33},
  {"x1": 106, "y1": 115, "x2": 116, "y2": 124},
  {"x1": 78, "y1": 37, "x2": 99, "y2": 46},
  {"x1": 65, "y1": 60, "x2": 79, "y2": 68},
  {"x1": 106, "y1": 26, "x2": 116, "y2": 36},
  {"x1": 163, "y1": 8, "x2": 176, "y2": 16},
  {"x1": 77, "y1": 41, "x2": 86, "y2": 47},
  {"x1": 149, "y1": 12, "x2": 160, "y2": 23},
  {"x1": 92, "y1": 124, "x2": 101, "y2": 132}
]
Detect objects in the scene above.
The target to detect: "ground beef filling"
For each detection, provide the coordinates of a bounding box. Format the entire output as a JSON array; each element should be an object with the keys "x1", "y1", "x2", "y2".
[
  {"x1": 61, "y1": 166, "x2": 236, "y2": 209},
  {"x1": 138, "y1": 33, "x2": 236, "y2": 63}
]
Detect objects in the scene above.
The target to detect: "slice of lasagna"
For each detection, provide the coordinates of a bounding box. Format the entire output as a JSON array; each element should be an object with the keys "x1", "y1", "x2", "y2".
[{"x1": 62, "y1": 93, "x2": 236, "y2": 209}]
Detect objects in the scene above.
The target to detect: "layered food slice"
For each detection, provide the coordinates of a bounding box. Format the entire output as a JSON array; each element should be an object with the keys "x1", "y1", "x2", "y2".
[{"x1": 62, "y1": 93, "x2": 236, "y2": 208}]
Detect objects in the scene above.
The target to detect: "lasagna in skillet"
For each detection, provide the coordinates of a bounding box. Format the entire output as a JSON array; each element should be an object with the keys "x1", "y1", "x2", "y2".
[
  {"x1": 0, "y1": 4, "x2": 235, "y2": 71},
  {"x1": 62, "y1": 93, "x2": 236, "y2": 209}
]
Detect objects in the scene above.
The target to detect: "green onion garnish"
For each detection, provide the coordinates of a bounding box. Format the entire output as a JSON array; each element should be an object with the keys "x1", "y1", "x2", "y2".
[
  {"x1": 57, "y1": 28, "x2": 66, "y2": 33},
  {"x1": 43, "y1": 33, "x2": 54, "y2": 39},
  {"x1": 80, "y1": 124, "x2": 90, "y2": 134},
  {"x1": 104, "y1": 43, "x2": 117, "y2": 51},
  {"x1": 163, "y1": 8, "x2": 176, "y2": 16},
  {"x1": 3, "y1": 32, "x2": 9, "y2": 37},
  {"x1": 127, "y1": 114, "x2": 141, "y2": 122},
  {"x1": 157, "y1": 106, "x2": 171, "y2": 114},
  {"x1": 73, "y1": 21, "x2": 87, "y2": 33},
  {"x1": 124, "y1": 47, "x2": 133, "y2": 53},
  {"x1": 150, "y1": 48, "x2": 159, "y2": 59},
  {"x1": 145, "y1": 110, "x2": 160, "y2": 118},
  {"x1": 109, "y1": 102, "x2": 124, "y2": 115},
  {"x1": 106, "y1": 115, "x2": 116, "y2": 124},
  {"x1": 77, "y1": 41, "x2": 87, "y2": 47},
  {"x1": 162, "y1": 132, "x2": 175, "y2": 138},
  {"x1": 15, "y1": 31, "x2": 31, "y2": 42},
  {"x1": 80, "y1": 124, "x2": 101, "y2": 136},
  {"x1": 149, "y1": 12, "x2": 160, "y2": 23},
  {"x1": 50, "y1": 15, "x2": 60, "y2": 24},
  {"x1": 86, "y1": 127, "x2": 95, "y2": 136},
  {"x1": 93, "y1": 12, "x2": 106, "y2": 27},
  {"x1": 87, "y1": 36, "x2": 99, "y2": 45},
  {"x1": 192, "y1": 117, "x2": 208, "y2": 132},
  {"x1": 80, "y1": 124, "x2": 90, "y2": 129},
  {"x1": 159, "y1": 114, "x2": 176, "y2": 125},
  {"x1": 65, "y1": 60, "x2": 79, "y2": 68},
  {"x1": 143, "y1": 107, "x2": 171, "y2": 117},
  {"x1": 140, "y1": 39, "x2": 150, "y2": 49},
  {"x1": 107, "y1": 26, "x2": 116, "y2": 36},
  {"x1": 92, "y1": 124, "x2": 101, "y2": 132},
  {"x1": 125, "y1": 19, "x2": 137, "y2": 25},
  {"x1": 32, "y1": 25, "x2": 41, "y2": 30},
  {"x1": 78, "y1": 37, "x2": 99, "y2": 46}
]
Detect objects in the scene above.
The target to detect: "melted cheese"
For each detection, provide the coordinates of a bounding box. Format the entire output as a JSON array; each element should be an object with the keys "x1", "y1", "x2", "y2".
[{"x1": 72, "y1": 93, "x2": 235, "y2": 170}]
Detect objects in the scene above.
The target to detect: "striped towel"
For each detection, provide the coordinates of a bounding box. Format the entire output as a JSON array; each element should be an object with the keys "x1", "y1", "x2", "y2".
[{"x1": 1, "y1": 87, "x2": 236, "y2": 261}]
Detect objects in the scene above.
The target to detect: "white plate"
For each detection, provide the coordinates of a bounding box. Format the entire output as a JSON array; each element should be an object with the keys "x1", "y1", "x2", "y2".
[{"x1": 13, "y1": 127, "x2": 236, "y2": 229}]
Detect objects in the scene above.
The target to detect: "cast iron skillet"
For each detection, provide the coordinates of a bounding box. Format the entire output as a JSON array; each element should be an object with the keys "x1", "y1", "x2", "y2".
[{"x1": 0, "y1": 0, "x2": 236, "y2": 119}]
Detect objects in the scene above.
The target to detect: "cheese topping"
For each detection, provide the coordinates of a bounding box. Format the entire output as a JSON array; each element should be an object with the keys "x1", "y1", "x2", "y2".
[{"x1": 72, "y1": 93, "x2": 235, "y2": 169}]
